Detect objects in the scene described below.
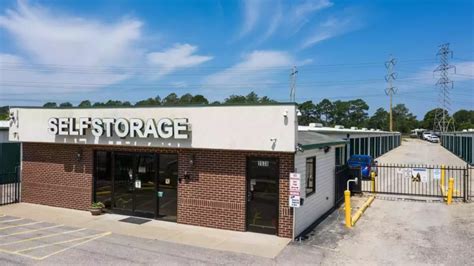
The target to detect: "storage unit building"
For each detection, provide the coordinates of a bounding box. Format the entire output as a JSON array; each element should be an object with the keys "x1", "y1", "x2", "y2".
[
  {"x1": 441, "y1": 130, "x2": 474, "y2": 165},
  {"x1": 8, "y1": 104, "x2": 347, "y2": 239},
  {"x1": 299, "y1": 124, "x2": 401, "y2": 163}
]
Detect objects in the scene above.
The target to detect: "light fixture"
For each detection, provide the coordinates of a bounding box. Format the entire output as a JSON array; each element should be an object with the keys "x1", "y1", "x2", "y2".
[
  {"x1": 283, "y1": 110, "x2": 288, "y2": 117},
  {"x1": 77, "y1": 149, "x2": 83, "y2": 162}
]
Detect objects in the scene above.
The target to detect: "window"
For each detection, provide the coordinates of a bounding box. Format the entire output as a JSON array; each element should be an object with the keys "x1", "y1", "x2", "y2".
[{"x1": 305, "y1": 157, "x2": 316, "y2": 196}]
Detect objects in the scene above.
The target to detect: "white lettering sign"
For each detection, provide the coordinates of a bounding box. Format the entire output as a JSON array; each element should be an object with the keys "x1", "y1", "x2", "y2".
[{"x1": 48, "y1": 117, "x2": 189, "y2": 139}]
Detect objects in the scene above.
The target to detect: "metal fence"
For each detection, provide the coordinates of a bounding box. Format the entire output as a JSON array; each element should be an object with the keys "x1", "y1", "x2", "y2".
[
  {"x1": 360, "y1": 164, "x2": 471, "y2": 201},
  {"x1": 0, "y1": 168, "x2": 21, "y2": 205}
]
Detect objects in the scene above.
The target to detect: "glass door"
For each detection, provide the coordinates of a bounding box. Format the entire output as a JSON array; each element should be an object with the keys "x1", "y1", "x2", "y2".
[
  {"x1": 246, "y1": 158, "x2": 279, "y2": 235},
  {"x1": 157, "y1": 154, "x2": 178, "y2": 222},
  {"x1": 113, "y1": 153, "x2": 135, "y2": 213},
  {"x1": 133, "y1": 154, "x2": 157, "y2": 218}
]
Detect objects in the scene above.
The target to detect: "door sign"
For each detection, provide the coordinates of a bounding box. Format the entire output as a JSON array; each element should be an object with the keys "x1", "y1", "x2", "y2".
[{"x1": 289, "y1": 173, "x2": 301, "y2": 208}]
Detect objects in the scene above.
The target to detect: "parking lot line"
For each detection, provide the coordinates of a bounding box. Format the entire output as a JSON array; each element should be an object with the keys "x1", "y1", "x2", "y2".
[
  {"x1": 0, "y1": 228, "x2": 87, "y2": 247},
  {"x1": 35, "y1": 232, "x2": 112, "y2": 260},
  {"x1": 0, "y1": 224, "x2": 64, "y2": 238},
  {"x1": 15, "y1": 231, "x2": 111, "y2": 254},
  {"x1": 0, "y1": 218, "x2": 24, "y2": 224},
  {"x1": 0, "y1": 221, "x2": 43, "y2": 231}
]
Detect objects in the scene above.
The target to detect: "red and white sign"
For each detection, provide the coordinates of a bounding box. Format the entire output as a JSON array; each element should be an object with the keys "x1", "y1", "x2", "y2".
[{"x1": 289, "y1": 173, "x2": 301, "y2": 208}]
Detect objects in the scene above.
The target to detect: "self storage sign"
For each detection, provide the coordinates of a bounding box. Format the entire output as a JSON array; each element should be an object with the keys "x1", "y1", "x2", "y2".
[{"x1": 289, "y1": 173, "x2": 301, "y2": 208}]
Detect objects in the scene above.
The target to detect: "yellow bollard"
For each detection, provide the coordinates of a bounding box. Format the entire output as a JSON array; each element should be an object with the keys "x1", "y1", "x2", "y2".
[
  {"x1": 447, "y1": 177, "x2": 454, "y2": 205},
  {"x1": 440, "y1": 165, "x2": 445, "y2": 188},
  {"x1": 371, "y1": 171, "x2": 376, "y2": 193},
  {"x1": 344, "y1": 190, "x2": 352, "y2": 228}
]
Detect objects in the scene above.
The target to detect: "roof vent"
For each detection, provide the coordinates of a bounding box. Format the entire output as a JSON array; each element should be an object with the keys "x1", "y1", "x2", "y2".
[
  {"x1": 334, "y1": 125, "x2": 344, "y2": 129},
  {"x1": 309, "y1": 123, "x2": 323, "y2": 128},
  {"x1": 350, "y1": 126, "x2": 358, "y2": 130}
]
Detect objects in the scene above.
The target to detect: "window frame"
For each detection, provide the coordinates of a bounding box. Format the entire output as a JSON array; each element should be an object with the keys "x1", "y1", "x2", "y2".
[{"x1": 305, "y1": 156, "x2": 316, "y2": 197}]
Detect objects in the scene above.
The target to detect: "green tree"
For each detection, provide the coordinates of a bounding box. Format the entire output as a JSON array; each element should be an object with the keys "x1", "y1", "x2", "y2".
[
  {"x1": 259, "y1": 96, "x2": 277, "y2": 104},
  {"x1": 422, "y1": 108, "x2": 445, "y2": 129},
  {"x1": 224, "y1": 95, "x2": 247, "y2": 104},
  {"x1": 0, "y1": 106, "x2": 8, "y2": 120},
  {"x1": 392, "y1": 104, "x2": 419, "y2": 133},
  {"x1": 245, "y1": 92, "x2": 259, "y2": 103},
  {"x1": 179, "y1": 93, "x2": 193, "y2": 104},
  {"x1": 315, "y1": 99, "x2": 334, "y2": 126},
  {"x1": 43, "y1": 102, "x2": 57, "y2": 108},
  {"x1": 367, "y1": 108, "x2": 389, "y2": 130},
  {"x1": 59, "y1": 102, "x2": 73, "y2": 107},
  {"x1": 297, "y1": 101, "x2": 319, "y2": 126},
  {"x1": 191, "y1": 95, "x2": 209, "y2": 105},
  {"x1": 78, "y1": 100, "x2": 92, "y2": 107},
  {"x1": 453, "y1": 109, "x2": 474, "y2": 130},
  {"x1": 162, "y1": 93, "x2": 179, "y2": 105}
]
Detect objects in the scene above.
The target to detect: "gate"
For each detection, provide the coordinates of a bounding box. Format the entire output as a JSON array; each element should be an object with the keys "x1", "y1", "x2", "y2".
[
  {"x1": 360, "y1": 163, "x2": 471, "y2": 201},
  {"x1": 0, "y1": 167, "x2": 21, "y2": 205}
]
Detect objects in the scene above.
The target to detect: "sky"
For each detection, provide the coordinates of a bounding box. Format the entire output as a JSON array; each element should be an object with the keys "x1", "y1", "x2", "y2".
[{"x1": 0, "y1": 0, "x2": 473, "y2": 118}]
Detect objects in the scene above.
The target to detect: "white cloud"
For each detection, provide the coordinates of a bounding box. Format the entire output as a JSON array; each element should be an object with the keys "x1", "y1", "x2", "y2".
[
  {"x1": 147, "y1": 44, "x2": 212, "y2": 78},
  {"x1": 0, "y1": 1, "x2": 211, "y2": 101},
  {"x1": 301, "y1": 12, "x2": 363, "y2": 48},
  {"x1": 290, "y1": 0, "x2": 333, "y2": 32},
  {"x1": 238, "y1": 0, "x2": 262, "y2": 38},
  {"x1": 203, "y1": 50, "x2": 296, "y2": 89}
]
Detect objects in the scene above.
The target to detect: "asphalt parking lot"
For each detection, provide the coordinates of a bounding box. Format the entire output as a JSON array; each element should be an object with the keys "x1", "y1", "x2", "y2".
[{"x1": 0, "y1": 215, "x2": 110, "y2": 261}]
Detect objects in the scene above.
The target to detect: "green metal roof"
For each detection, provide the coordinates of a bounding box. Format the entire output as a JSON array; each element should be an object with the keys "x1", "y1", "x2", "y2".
[{"x1": 298, "y1": 131, "x2": 347, "y2": 150}]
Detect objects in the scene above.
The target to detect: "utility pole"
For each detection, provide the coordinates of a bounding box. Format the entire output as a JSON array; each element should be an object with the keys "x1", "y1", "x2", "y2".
[
  {"x1": 433, "y1": 43, "x2": 456, "y2": 133},
  {"x1": 289, "y1": 66, "x2": 298, "y2": 102},
  {"x1": 385, "y1": 55, "x2": 397, "y2": 132}
]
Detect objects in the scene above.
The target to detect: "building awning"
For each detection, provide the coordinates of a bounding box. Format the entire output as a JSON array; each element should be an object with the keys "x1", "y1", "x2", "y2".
[{"x1": 298, "y1": 131, "x2": 347, "y2": 151}]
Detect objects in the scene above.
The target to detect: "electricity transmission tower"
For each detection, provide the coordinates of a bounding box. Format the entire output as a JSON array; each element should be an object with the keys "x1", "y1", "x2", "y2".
[
  {"x1": 385, "y1": 55, "x2": 397, "y2": 132},
  {"x1": 433, "y1": 43, "x2": 456, "y2": 133},
  {"x1": 289, "y1": 66, "x2": 298, "y2": 102}
]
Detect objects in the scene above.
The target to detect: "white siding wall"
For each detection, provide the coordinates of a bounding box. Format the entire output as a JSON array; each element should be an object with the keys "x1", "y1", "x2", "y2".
[{"x1": 294, "y1": 147, "x2": 337, "y2": 236}]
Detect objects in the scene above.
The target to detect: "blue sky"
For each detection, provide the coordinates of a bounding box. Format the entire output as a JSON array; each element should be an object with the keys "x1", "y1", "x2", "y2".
[{"x1": 0, "y1": 0, "x2": 473, "y2": 118}]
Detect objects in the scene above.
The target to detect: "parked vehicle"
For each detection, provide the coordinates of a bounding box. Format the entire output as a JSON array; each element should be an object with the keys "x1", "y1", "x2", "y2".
[
  {"x1": 426, "y1": 134, "x2": 440, "y2": 143},
  {"x1": 347, "y1": 155, "x2": 378, "y2": 179},
  {"x1": 422, "y1": 132, "x2": 432, "y2": 140}
]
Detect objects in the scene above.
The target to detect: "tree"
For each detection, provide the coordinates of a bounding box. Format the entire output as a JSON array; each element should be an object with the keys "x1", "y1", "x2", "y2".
[
  {"x1": 453, "y1": 109, "x2": 474, "y2": 130},
  {"x1": 0, "y1": 106, "x2": 8, "y2": 120},
  {"x1": 245, "y1": 92, "x2": 259, "y2": 103},
  {"x1": 179, "y1": 93, "x2": 193, "y2": 104},
  {"x1": 162, "y1": 93, "x2": 179, "y2": 105},
  {"x1": 315, "y1": 99, "x2": 334, "y2": 126},
  {"x1": 392, "y1": 104, "x2": 419, "y2": 133},
  {"x1": 367, "y1": 108, "x2": 389, "y2": 131},
  {"x1": 78, "y1": 100, "x2": 91, "y2": 108},
  {"x1": 347, "y1": 99, "x2": 369, "y2": 127},
  {"x1": 191, "y1": 95, "x2": 209, "y2": 105},
  {"x1": 43, "y1": 102, "x2": 57, "y2": 108},
  {"x1": 422, "y1": 108, "x2": 445, "y2": 129},
  {"x1": 259, "y1": 96, "x2": 277, "y2": 104},
  {"x1": 298, "y1": 101, "x2": 319, "y2": 126},
  {"x1": 224, "y1": 95, "x2": 247, "y2": 104},
  {"x1": 59, "y1": 102, "x2": 73, "y2": 107}
]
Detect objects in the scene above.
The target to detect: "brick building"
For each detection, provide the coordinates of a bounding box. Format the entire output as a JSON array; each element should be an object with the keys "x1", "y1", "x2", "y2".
[{"x1": 8, "y1": 104, "x2": 346, "y2": 239}]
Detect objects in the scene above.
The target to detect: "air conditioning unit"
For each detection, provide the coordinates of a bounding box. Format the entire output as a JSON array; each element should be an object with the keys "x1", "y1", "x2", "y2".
[{"x1": 334, "y1": 125, "x2": 344, "y2": 129}]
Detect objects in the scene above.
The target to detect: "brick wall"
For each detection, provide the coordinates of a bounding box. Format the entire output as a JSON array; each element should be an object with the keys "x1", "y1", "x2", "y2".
[{"x1": 21, "y1": 143, "x2": 294, "y2": 238}]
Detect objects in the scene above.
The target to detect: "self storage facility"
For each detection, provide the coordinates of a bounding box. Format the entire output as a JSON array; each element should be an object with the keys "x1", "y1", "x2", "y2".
[{"x1": 8, "y1": 104, "x2": 346, "y2": 239}]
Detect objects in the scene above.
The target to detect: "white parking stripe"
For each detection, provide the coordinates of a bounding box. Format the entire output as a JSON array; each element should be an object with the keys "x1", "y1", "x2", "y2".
[
  {"x1": 0, "y1": 221, "x2": 43, "y2": 231},
  {"x1": 15, "y1": 231, "x2": 111, "y2": 253},
  {"x1": 0, "y1": 218, "x2": 24, "y2": 224},
  {"x1": 0, "y1": 224, "x2": 64, "y2": 238},
  {"x1": 0, "y1": 228, "x2": 87, "y2": 247}
]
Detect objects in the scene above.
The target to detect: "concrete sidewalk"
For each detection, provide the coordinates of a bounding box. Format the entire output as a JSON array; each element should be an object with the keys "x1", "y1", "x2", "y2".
[{"x1": 0, "y1": 203, "x2": 290, "y2": 258}]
